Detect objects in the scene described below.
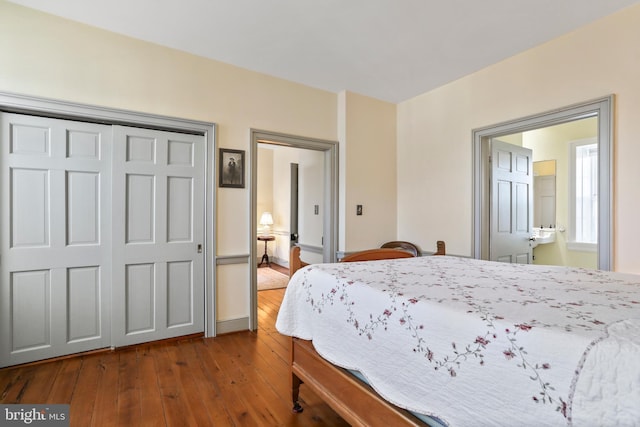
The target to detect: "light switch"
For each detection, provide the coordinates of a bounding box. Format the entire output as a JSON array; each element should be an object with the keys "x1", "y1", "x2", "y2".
[{"x1": 356, "y1": 205, "x2": 363, "y2": 215}]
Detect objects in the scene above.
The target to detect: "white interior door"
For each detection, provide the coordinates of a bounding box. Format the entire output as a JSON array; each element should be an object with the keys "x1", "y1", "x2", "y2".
[
  {"x1": 111, "y1": 126, "x2": 204, "y2": 347},
  {"x1": 0, "y1": 113, "x2": 112, "y2": 367},
  {"x1": 490, "y1": 139, "x2": 533, "y2": 263}
]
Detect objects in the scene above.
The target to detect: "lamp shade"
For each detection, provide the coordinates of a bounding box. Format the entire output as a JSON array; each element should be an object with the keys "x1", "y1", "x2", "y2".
[{"x1": 259, "y1": 212, "x2": 274, "y2": 226}]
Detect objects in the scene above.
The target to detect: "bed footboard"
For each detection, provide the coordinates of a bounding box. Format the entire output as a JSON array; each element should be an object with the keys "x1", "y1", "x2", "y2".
[{"x1": 290, "y1": 337, "x2": 424, "y2": 426}]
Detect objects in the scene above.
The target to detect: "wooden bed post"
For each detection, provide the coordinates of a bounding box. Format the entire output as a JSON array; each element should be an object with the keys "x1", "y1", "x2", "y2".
[
  {"x1": 289, "y1": 245, "x2": 309, "y2": 277},
  {"x1": 290, "y1": 330, "x2": 304, "y2": 413},
  {"x1": 291, "y1": 371, "x2": 304, "y2": 413},
  {"x1": 289, "y1": 245, "x2": 302, "y2": 277}
]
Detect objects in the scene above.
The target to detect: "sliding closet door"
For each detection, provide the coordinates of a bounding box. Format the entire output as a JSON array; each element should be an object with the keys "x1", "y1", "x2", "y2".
[
  {"x1": 0, "y1": 114, "x2": 206, "y2": 366},
  {"x1": 111, "y1": 126, "x2": 205, "y2": 347},
  {"x1": 0, "y1": 113, "x2": 112, "y2": 368}
]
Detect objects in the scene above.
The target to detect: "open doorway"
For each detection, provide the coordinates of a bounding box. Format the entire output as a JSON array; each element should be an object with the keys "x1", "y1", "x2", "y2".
[
  {"x1": 249, "y1": 130, "x2": 338, "y2": 330},
  {"x1": 255, "y1": 148, "x2": 323, "y2": 290},
  {"x1": 472, "y1": 96, "x2": 613, "y2": 270},
  {"x1": 493, "y1": 117, "x2": 598, "y2": 268}
]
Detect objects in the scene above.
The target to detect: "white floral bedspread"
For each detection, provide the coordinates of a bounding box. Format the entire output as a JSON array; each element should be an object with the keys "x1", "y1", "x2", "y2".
[{"x1": 275, "y1": 256, "x2": 640, "y2": 426}]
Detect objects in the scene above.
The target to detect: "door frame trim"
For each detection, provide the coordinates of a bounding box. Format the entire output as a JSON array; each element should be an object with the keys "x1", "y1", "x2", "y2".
[
  {"x1": 250, "y1": 129, "x2": 338, "y2": 331},
  {"x1": 472, "y1": 95, "x2": 613, "y2": 270},
  {"x1": 0, "y1": 91, "x2": 218, "y2": 337}
]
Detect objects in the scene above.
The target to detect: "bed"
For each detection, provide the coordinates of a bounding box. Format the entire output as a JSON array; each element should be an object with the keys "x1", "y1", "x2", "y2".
[{"x1": 276, "y1": 249, "x2": 640, "y2": 426}]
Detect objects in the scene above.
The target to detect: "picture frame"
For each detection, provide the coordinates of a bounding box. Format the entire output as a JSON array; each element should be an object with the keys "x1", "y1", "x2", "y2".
[{"x1": 219, "y1": 148, "x2": 245, "y2": 188}]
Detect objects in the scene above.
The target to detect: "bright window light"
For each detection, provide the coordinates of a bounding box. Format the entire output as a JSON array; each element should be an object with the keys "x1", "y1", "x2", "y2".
[{"x1": 569, "y1": 139, "x2": 597, "y2": 251}]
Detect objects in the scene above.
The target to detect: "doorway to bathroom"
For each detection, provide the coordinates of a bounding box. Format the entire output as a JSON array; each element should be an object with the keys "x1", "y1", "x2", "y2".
[{"x1": 472, "y1": 96, "x2": 612, "y2": 270}]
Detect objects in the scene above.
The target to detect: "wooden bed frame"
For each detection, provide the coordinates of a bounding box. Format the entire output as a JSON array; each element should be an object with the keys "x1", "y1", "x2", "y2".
[
  {"x1": 286, "y1": 242, "x2": 446, "y2": 426},
  {"x1": 291, "y1": 337, "x2": 425, "y2": 426},
  {"x1": 288, "y1": 241, "x2": 446, "y2": 276}
]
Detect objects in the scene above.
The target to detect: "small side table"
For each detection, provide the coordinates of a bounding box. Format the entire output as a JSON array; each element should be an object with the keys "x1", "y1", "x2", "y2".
[{"x1": 257, "y1": 235, "x2": 275, "y2": 267}]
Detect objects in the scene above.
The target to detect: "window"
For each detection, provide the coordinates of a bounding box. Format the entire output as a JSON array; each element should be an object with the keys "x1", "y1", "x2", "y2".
[{"x1": 568, "y1": 138, "x2": 597, "y2": 251}]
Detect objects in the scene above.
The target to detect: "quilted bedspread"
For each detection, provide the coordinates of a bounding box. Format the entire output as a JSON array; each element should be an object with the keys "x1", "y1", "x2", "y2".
[{"x1": 275, "y1": 256, "x2": 640, "y2": 426}]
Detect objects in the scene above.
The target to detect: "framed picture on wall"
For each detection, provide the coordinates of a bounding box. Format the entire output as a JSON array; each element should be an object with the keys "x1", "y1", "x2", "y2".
[{"x1": 219, "y1": 148, "x2": 245, "y2": 188}]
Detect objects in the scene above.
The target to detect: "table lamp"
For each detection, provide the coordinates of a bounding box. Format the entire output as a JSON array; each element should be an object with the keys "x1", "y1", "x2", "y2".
[{"x1": 259, "y1": 212, "x2": 274, "y2": 235}]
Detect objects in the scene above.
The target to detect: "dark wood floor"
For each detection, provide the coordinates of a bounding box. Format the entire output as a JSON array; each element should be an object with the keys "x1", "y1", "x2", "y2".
[{"x1": 0, "y1": 280, "x2": 349, "y2": 426}]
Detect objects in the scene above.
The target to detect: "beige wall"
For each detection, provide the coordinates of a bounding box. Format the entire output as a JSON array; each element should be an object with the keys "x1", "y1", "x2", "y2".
[
  {"x1": 0, "y1": 1, "x2": 339, "y2": 325},
  {"x1": 338, "y1": 91, "x2": 397, "y2": 251},
  {"x1": 397, "y1": 4, "x2": 640, "y2": 273},
  {"x1": 0, "y1": 1, "x2": 399, "y2": 327}
]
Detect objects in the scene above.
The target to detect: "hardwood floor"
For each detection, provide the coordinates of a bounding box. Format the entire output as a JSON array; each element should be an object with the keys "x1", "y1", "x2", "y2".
[{"x1": 0, "y1": 288, "x2": 349, "y2": 427}]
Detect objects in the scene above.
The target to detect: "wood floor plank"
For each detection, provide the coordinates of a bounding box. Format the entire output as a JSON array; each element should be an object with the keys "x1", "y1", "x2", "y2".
[
  {"x1": 218, "y1": 333, "x2": 288, "y2": 425},
  {"x1": 0, "y1": 285, "x2": 349, "y2": 427},
  {"x1": 46, "y1": 356, "x2": 82, "y2": 404},
  {"x1": 90, "y1": 352, "x2": 119, "y2": 427},
  {"x1": 0, "y1": 366, "x2": 37, "y2": 403},
  {"x1": 135, "y1": 344, "x2": 167, "y2": 426},
  {"x1": 116, "y1": 348, "x2": 142, "y2": 426},
  {"x1": 177, "y1": 338, "x2": 235, "y2": 425},
  {"x1": 193, "y1": 336, "x2": 263, "y2": 425},
  {"x1": 17, "y1": 360, "x2": 62, "y2": 403},
  {"x1": 69, "y1": 356, "x2": 101, "y2": 427},
  {"x1": 198, "y1": 336, "x2": 263, "y2": 425},
  {"x1": 163, "y1": 341, "x2": 215, "y2": 426},
  {"x1": 153, "y1": 342, "x2": 203, "y2": 426}
]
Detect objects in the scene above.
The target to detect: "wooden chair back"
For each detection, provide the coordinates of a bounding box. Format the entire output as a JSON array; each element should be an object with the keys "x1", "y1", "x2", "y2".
[{"x1": 380, "y1": 241, "x2": 420, "y2": 257}]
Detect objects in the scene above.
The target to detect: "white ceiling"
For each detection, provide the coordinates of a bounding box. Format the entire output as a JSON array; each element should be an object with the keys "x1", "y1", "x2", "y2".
[{"x1": 8, "y1": 0, "x2": 640, "y2": 103}]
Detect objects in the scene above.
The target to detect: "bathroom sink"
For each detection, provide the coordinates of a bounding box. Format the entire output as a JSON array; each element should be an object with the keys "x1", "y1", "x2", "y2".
[{"x1": 531, "y1": 227, "x2": 556, "y2": 248}]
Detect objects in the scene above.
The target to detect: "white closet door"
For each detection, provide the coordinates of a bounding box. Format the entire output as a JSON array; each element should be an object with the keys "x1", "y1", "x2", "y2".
[
  {"x1": 0, "y1": 113, "x2": 112, "y2": 368},
  {"x1": 111, "y1": 126, "x2": 204, "y2": 346}
]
